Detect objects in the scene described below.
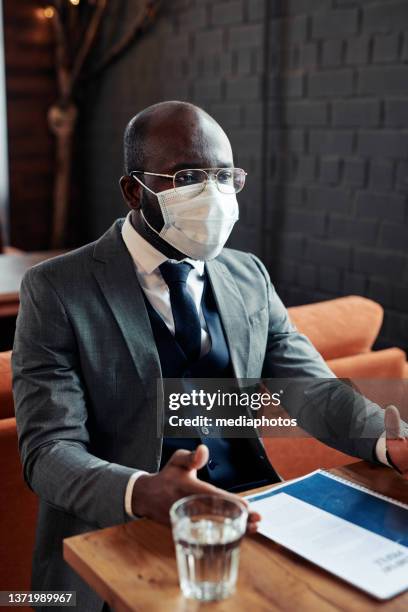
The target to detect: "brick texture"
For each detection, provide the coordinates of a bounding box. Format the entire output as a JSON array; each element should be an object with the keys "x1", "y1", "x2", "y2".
[{"x1": 80, "y1": 0, "x2": 408, "y2": 351}]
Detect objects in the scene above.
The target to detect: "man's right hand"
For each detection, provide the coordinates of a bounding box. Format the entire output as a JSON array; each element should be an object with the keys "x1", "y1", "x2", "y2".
[
  {"x1": 131, "y1": 444, "x2": 261, "y2": 533},
  {"x1": 385, "y1": 405, "x2": 408, "y2": 479}
]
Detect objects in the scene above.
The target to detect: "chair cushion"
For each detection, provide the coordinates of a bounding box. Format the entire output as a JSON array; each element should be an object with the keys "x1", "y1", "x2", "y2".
[
  {"x1": 0, "y1": 351, "x2": 14, "y2": 419},
  {"x1": 0, "y1": 417, "x2": 38, "y2": 590},
  {"x1": 263, "y1": 436, "x2": 357, "y2": 481},
  {"x1": 327, "y1": 348, "x2": 407, "y2": 380},
  {"x1": 288, "y1": 296, "x2": 383, "y2": 360}
]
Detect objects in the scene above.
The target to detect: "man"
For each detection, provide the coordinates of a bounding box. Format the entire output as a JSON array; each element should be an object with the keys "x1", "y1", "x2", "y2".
[{"x1": 13, "y1": 101, "x2": 408, "y2": 612}]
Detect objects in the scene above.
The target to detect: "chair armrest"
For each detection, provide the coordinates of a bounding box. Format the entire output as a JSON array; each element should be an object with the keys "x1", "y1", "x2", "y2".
[
  {"x1": 327, "y1": 347, "x2": 407, "y2": 379},
  {"x1": 0, "y1": 351, "x2": 14, "y2": 419},
  {"x1": 288, "y1": 296, "x2": 383, "y2": 360}
]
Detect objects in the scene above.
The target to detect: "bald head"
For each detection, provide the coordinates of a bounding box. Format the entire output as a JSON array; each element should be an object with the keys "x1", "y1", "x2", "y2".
[{"x1": 123, "y1": 101, "x2": 233, "y2": 175}]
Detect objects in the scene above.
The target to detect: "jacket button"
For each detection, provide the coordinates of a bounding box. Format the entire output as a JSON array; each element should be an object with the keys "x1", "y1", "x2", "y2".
[
  {"x1": 208, "y1": 459, "x2": 217, "y2": 470},
  {"x1": 201, "y1": 426, "x2": 210, "y2": 436}
]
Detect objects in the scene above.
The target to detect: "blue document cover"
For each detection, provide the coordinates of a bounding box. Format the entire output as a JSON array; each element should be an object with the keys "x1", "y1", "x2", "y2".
[
  {"x1": 248, "y1": 471, "x2": 408, "y2": 547},
  {"x1": 247, "y1": 470, "x2": 408, "y2": 599}
]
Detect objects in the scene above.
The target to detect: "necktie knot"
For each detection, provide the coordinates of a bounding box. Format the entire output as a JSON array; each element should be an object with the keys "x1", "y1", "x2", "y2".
[{"x1": 159, "y1": 261, "x2": 192, "y2": 285}]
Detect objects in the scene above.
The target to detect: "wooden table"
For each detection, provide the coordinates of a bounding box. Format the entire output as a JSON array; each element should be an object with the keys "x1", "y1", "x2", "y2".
[
  {"x1": 0, "y1": 251, "x2": 64, "y2": 317},
  {"x1": 64, "y1": 462, "x2": 408, "y2": 611}
]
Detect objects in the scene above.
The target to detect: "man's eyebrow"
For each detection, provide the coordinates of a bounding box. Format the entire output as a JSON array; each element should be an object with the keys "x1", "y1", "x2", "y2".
[{"x1": 169, "y1": 162, "x2": 233, "y2": 172}]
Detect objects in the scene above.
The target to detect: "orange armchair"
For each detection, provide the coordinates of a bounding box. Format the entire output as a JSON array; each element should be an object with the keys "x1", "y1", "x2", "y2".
[
  {"x1": 289, "y1": 295, "x2": 407, "y2": 379},
  {"x1": 0, "y1": 351, "x2": 38, "y2": 594},
  {"x1": 0, "y1": 417, "x2": 38, "y2": 592}
]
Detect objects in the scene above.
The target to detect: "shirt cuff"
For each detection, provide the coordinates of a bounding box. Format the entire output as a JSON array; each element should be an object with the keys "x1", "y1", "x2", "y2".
[
  {"x1": 125, "y1": 471, "x2": 149, "y2": 518},
  {"x1": 375, "y1": 432, "x2": 390, "y2": 466}
]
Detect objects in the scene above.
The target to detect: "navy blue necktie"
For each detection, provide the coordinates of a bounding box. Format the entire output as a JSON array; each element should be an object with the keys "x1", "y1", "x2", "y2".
[{"x1": 159, "y1": 261, "x2": 202, "y2": 361}]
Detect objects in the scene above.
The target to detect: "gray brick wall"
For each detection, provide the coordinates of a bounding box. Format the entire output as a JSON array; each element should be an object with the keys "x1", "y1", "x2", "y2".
[
  {"x1": 264, "y1": 0, "x2": 408, "y2": 352},
  {"x1": 80, "y1": 0, "x2": 408, "y2": 352}
]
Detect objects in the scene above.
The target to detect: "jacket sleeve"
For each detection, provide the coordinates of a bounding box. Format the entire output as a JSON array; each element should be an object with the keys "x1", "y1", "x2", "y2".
[
  {"x1": 249, "y1": 254, "x2": 407, "y2": 462},
  {"x1": 12, "y1": 266, "x2": 137, "y2": 529}
]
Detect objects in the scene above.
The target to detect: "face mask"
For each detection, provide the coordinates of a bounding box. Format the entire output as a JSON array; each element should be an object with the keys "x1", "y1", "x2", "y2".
[{"x1": 140, "y1": 182, "x2": 239, "y2": 260}]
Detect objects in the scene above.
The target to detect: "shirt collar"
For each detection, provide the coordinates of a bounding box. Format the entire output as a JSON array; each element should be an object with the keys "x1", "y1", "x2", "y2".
[{"x1": 121, "y1": 212, "x2": 205, "y2": 276}]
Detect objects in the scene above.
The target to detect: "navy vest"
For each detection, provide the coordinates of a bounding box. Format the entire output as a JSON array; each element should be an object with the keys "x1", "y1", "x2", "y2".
[{"x1": 145, "y1": 274, "x2": 280, "y2": 492}]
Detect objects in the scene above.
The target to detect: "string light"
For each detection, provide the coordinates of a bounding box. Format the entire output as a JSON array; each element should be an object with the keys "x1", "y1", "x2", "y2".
[
  {"x1": 43, "y1": 6, "x2": 55, "y2": 18},
  {"x1": 39, "y1": 1, "x2": 80, "y2": 21}
]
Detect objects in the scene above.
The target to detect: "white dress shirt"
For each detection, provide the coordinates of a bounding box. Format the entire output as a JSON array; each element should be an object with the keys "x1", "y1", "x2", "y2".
[{"x1": 120, "y1": 212, "x2": 389, "y2": 518}]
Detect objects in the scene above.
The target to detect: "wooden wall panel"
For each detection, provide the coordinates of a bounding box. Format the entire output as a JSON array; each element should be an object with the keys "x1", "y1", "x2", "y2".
[{"x1": 4, "y1": 0, "x2": 56, "y2": 249}]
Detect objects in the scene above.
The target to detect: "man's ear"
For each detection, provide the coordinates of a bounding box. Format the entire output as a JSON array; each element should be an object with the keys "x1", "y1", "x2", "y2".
[{"x1": 119, "y1": 175, "x2": 142, "y2": 210}]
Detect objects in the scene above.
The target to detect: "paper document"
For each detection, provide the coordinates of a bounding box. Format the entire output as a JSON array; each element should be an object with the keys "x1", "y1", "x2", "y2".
[{"x1": 246, "y1": 470, "x2": 408, "y2": 600}]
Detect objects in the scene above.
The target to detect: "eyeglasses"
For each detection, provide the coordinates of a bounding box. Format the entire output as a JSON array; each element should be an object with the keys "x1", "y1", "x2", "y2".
[{"x1": 130, "y1": 167, "x2": 247, "y2": 199}]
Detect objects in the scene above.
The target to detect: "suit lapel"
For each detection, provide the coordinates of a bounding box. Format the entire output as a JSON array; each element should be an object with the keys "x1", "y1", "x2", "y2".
[
  {"x1": 92, "y1": 221, "x2": 162, "y2": 406},
  {"x1": 206, "y1": 259, "x2": 250, "y2": 379},
  {"x1": 92, "y1": 221, "x2": 251, "y2": 388}
]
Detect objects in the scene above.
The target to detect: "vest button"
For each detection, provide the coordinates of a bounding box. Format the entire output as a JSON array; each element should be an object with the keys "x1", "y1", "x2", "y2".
[{"x1": 201, "y1": 426, "x2": 210, "y2": 436}]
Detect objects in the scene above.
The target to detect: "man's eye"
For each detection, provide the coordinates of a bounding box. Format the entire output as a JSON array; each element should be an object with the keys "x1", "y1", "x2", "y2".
[
  {"x1": 218, "y1": 170, "x2": 233, "y2": 184},
  {"x1": 175, "y1": 171, "x2": 201, "y2": 185}
]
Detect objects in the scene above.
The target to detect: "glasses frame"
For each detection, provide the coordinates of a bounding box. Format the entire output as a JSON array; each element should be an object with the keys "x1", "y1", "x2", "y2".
[{"x1": 130, "y1": 167, "x2": 247, "y2": 198}]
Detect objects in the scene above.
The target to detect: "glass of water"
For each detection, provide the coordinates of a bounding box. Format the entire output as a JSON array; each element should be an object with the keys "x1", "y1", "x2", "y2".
[{"x1": 170, "y1": 494, "x2": 248, "y2": 601}]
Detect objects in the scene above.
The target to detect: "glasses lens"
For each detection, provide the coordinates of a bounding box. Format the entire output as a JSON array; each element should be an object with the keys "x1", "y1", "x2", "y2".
[
  {"x1": 217, "y1": 168, "x2": 246, "y2": 194},
  {"x1": 174, "y1": 169, "x2": 207, "y2": 198}
]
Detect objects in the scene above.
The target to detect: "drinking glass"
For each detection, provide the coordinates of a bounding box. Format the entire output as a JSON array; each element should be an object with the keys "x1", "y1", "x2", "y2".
[{"x1": 170, "y1": 494, "x2": 248, "y2": 601}]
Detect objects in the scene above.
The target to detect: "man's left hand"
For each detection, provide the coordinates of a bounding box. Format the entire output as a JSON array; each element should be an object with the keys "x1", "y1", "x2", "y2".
[{"x1": 385, "y1": 405, "x2": 408, "y2": 479}]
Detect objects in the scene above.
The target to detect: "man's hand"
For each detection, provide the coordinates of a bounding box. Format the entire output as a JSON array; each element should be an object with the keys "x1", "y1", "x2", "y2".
[
  {"x1": 131, "y1": 444, "x2": 261, "y2": 533},
  {"x1": 385, "y1": 405, "x2": 408, "y2": 479}
]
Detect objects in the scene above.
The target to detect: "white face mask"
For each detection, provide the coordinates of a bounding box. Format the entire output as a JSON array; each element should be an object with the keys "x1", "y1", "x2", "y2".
[{"x1": 140, "y1": 182, "x2": 239, "y2": 260}]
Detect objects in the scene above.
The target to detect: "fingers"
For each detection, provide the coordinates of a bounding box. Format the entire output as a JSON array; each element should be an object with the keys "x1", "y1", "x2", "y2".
[
  {"x1": 192, "y1": 444, "x2": 210, "y2": 471},
  {"x1": 168, "y1": 444, "x2": 209, "y2": 471},
  {"x1": 181, "y1": 479, "x2": 260, "y2": 533},
  {"x1": 182, "y1": 477, "x2": 237, "y2": 500},
  {"x1": 385, "y1": 405, "x2": 403, "y2": 440},
  {"x1": 384, "y1": 405, "x2": 408, "y2": 479},
  {"x1": 166, "y1": 448, "x2": 262, "y2": 532},
  {"x1": 249, "y1": 510, "x2": 261, "y2": 522},
  {"x1": 247, "y1": 510, "x2": 262, "y2": 534},
  {"x1": 176, "y1": 476, "x2": 253, "y2": 513}
]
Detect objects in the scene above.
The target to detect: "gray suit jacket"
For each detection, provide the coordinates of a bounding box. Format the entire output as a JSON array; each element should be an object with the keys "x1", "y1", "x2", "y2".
[{"x1": 12, "y1": 219, "x2": 388, "y2": 611}]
